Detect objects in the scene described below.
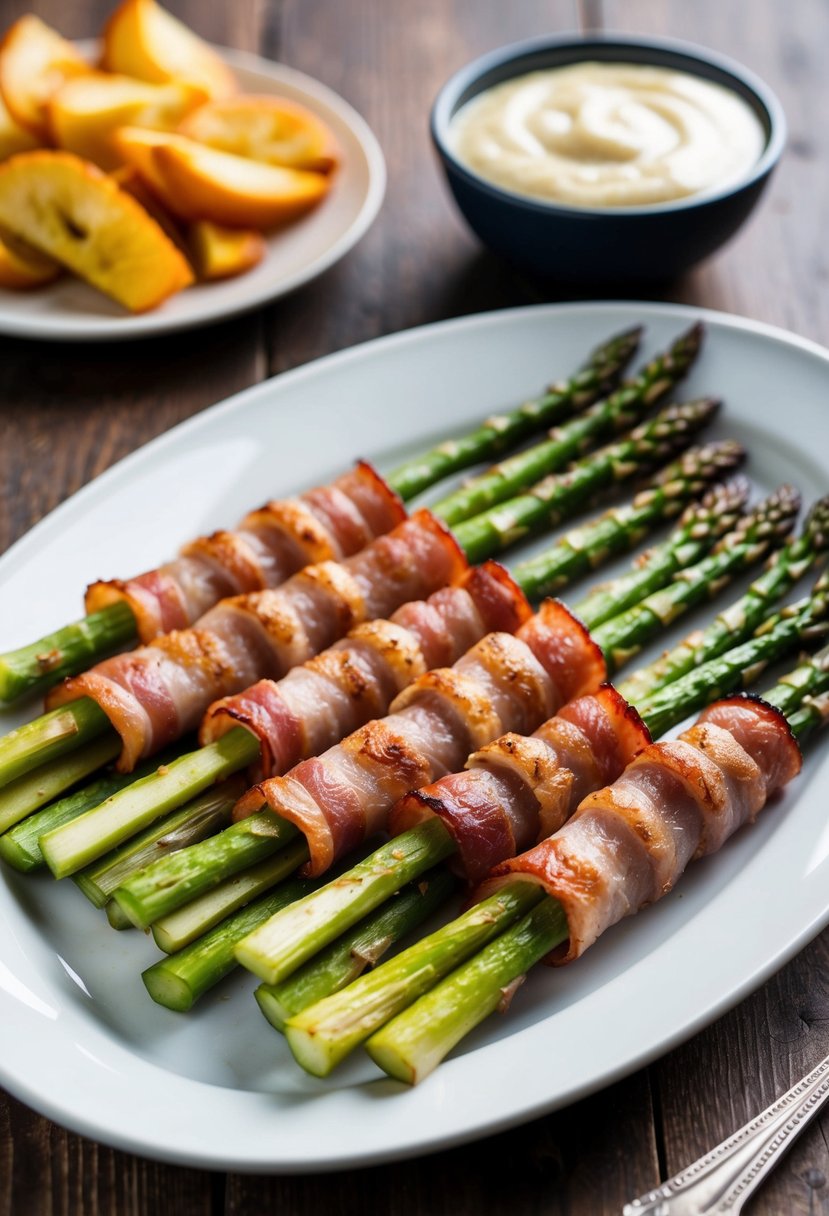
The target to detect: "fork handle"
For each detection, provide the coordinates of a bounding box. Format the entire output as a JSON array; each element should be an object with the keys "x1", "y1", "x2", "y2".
[{"x1": 624, "y1": 1051, "x2": 829, "y2": 1215}]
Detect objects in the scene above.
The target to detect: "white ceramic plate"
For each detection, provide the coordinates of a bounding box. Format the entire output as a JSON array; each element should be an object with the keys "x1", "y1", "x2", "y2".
[
  {"x1": 1, "y1": 302, "x2": 828, "y2": 1172},
  {"x1": 0, "y1": 47, "x2": 385, "y2": 341}
]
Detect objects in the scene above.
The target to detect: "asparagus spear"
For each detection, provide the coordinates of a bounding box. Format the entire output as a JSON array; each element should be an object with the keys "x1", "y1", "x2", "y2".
[
  {"x1": 282, "y1": 881, "x2": 545, "y2": 1074},
  {"x1": 364, "y1": 649, "x2": 829, "y2": 1086},
  {"x1": 73, "y1": 776, "x2": 245, "y2": 909},
  {"x1": 151, "y1": 841, "x2": 311, "y2": 953},
  {"x1": 254, "y1": 869, "x2": 457, "y2": 1030},
  {"x1": 235, "y1": 570, "x2": 828, "y2": 992},
  {"x1": 0, "y1": 749, "x2": 181, "y2": 872},
  {"x1": 30, "y1": 398, "x2": 719, "y2": 881},
  {"x1": 108, "y1": 463, "x2": 737, "y2": 931},
  {"x1": 0, "y1": 329, "x2": 641, "y2": 707},
  {"x1": 618, "y1": 495, "x2": 829, "y2": 704},
  {"x1": 146, "y1": 868, "x2": 456, "y2": 1014},
  {"x1": 637, "y1": 571, "x2": 829, "y2": 737},
  {"x1": 142, "y1": 874, "x2": 320, "y2": 1013},
  {"x1": 386, "y1": 326, "x2": 641, "y2": 501},
  {"x1": 591, "y1": 485, "x2": 800, "y2": 674},
  {"x1": 571, "y1": 476, "x2": 749, "y2": 629},
  {"x1": 39, "y1": 728, "x2": 261, "y2": 879},
  {"x1": 453, "y1": 398, "x2": 720, "y2": 564},
  {"x1": 0, "y1": 600, "x2": 137, "y2": 706},
  {"x1": 430, "y1": 325, "x2": 702, "y2": 526},
  {"x1": 513, "y1": 440, "x2": 745, "y2": 601},
  {"x1": 0, "y1": 699, "x2": 109, "y2": 790},
  {"x1": 0, "y1": 735, "x2": 120, "y2": 835}
]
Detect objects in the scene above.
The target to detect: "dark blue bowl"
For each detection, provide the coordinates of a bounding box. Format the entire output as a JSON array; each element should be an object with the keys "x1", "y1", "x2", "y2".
[{"x1": 431, "y1": 34, "x2": 786, "y2": 284}]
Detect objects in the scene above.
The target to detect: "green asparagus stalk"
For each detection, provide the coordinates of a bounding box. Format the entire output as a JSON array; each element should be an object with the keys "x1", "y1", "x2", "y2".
[
  {"x1": 430, "y1": 325, "x2": 702, "y2": 526},
  {"x1": 618, "y1": 496, "x2": 829, "y2": 704},
  {"x1": 0, "y1": 748, "x2": 182, "y2": 873},
  {"x1": 73, "y1": 776, "x2": 245, "y2": 909},
  {"x1": 151, "y1": 840, "x2": 311, "y2": 953},
  {"x1": 112, "y1": 804, "x2": 300, "y2": 928},
  {"x1": 146, "y1": 867, "x2": 456, "y2": 1015},
  {"x1": 366, "y1": 895, "x2": 569, "y2": 1085},
  {"x1": 637, "y1": 570, "x2": 829, "y2": 737},
  {"x1": 386, "y1": 326, "x2": 643, "y2": 501},
  {"x1": 762, "y1": 643, "x2": 829, "y2": 719},
  {"x1": 235, "y1": 818, "x2": 456, "y2": 985},
  {"x1": 105, "y1": 899, "x2": 133, "y2": 930},
  {"x1": 255, "y1": 869, "x2": 458, "y2": 1030},
  {"x1": 39, "y1": 726, "x2": 258, "y2": 879},
  {"x1": 572, "y1": 476, "x2": 750, "y2": 631},
  {"x1": 0, "y1": 600, "x2": 137, "y2": 705},
  {"x1": 142, "y1": 872, "x2": 320, "y2": 1012},
  {"x1": 512, "y1": 440, "x2": 745, "y2": 601},
  {"x1": 0, "y1": 699, "x2": 110, "y2": 790},
  {"x1": 0, "y1": 330, "x2": 642, "y2": 708},
  {"x1": 365, "y1": 635, "x2": 829, "y2": 1086},
  {"x1": 591, "y1": 485, "x2": 800, "y2": 674},
  {"x1": 0, "y1": 735, "x2": 120, "y2": 834},
  {"x1": 452, "y1": 399, "x2": 720, "y2": 564},
  {"x1": 282, "y1": 880, "x2": 543, "y2": 1075},
  {"x1": 787, "y1": 691, "x2": 829, "y2": 741}
]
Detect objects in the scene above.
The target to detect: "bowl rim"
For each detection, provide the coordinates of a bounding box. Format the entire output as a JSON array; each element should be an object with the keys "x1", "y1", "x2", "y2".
[{"x1": 430, "y1": 30, "x2": 787, "y2": 219}]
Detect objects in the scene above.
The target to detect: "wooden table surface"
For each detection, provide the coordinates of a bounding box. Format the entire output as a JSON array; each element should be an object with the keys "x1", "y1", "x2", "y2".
[{"x1": 2, "y1": 0, "x2": 828, "y2": 1212}]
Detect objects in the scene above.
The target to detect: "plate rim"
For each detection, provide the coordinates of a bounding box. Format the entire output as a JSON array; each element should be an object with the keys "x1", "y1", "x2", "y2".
[
  {"x1": 2, "y1": 298, "x2": 829, "y2": 1171},
  {"x1": 0, "y1": 45, "x2": 386, "y2": 343}
]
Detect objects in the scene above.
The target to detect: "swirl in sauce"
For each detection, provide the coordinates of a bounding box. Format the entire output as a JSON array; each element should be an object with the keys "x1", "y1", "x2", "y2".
[{"x1": 449, "y1": 62, "x2": 766, "y2": 208}]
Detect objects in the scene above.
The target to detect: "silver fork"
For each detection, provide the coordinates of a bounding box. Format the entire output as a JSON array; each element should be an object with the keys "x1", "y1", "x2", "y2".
[{"x1": 624, "y1": 1052, "x2": 829, "y2": 1215}]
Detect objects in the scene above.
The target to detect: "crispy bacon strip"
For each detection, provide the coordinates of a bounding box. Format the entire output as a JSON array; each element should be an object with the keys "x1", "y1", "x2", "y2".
[
  {"x1": 234, "y1": 600, "x2": 606, "y2": 876},
  {"x1": 200, "y1": 561, "x2": 531, "y2": 777},
  {"x1": 391, "y1": 685, "x2": 650, "y2": 883},
  {"x1": 48, "y1": 510, "x2": 464, "y2": 771},
  {"x1": 85, "y1": 462, "x2": 405, "y2": 642},
  {"x1": 479, "y1": 693, "x2": 801, "y2": 963}
]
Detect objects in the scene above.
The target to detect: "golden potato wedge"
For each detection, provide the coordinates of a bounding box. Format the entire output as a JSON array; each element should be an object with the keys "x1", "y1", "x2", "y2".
[
  {"x1": 0, "y1": 150, "x2": 194, "y2": 311},
  {"x1": 188, "y1": 220, "x2": 265, "y2": 281},
  {"x1": 0, "y1": 90, "x2": 39, "y2": 162},
  {"x1": 102, "y1": 0, "x2": 235, "y2": 100},
  {"x1": 153, "y1": 139, "x2": 331, "y2": 227},
  {"x1": 111, "y1": 125, "x2": 182, "y2": 201},
  {"x1": 0, "y1": 229, "x2": 60, "y2": 289},
  {"x1": 179, "y1": 95, "x2": 338, "y2": 172},
  {"x1": 111, "y1": 163, "x2": 188, "y2": 250},
  {"x1": 0, "y1": 15, "x2": 91, "y2": 139},
  {"x1": 49, "y1": 72, "x2": 206, "y2": 170}
]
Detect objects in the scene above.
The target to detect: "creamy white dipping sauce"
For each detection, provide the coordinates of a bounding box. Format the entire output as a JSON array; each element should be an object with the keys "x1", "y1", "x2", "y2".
[{"x1": 449, "y1": 62, "x2": 767, "y2": 208}]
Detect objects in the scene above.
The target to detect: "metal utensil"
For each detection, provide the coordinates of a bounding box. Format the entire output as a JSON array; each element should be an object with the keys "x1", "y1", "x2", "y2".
[{"x1": 624, "y1": 1052, "x2": 829, "y2": 1214}]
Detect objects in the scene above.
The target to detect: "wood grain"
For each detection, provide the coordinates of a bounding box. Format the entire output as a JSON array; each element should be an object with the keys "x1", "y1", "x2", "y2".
[{"x1": 1, "y1": 0, "x2": 828, "y2": 1213}]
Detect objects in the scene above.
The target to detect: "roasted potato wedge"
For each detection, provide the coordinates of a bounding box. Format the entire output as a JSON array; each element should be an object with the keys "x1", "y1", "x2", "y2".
[
  {"x1": 0, "y1": 229, "x2": 60, "y2": 288},
  {"x1": 0, "y1": 150, "x2": 193, "y2": 310},
  {"x1": 102, "y1": 0, "x2": 235, "y2": 100},
  {"x1": 179, "y1": 95, "x2": 338, "y2": 172},
  {"x1": 188, "y1": 220, "x2": 265, "y2": 281},
  {"x1": 50, "y1": 72, "x2": 206, "y2": 170},
  {"x1": 0, "y1": 15, "x2": 91, "y2": 139}
]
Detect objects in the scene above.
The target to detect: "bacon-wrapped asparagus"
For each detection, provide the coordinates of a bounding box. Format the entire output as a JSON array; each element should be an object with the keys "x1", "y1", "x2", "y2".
[
  {"x1": 0, "y1": 327, "x2": 643, "y2": 704},
  {"x1": 364, "y1": 662, "x2": 827, "y2": 1085},
  {"x1": 248, "y1": 573, "x2": 828, "y2": 1068},
  {"x1": 55, "y1": 457, "x2": 742, "y2": 928},
  {"x1": 0, "y1": 398, "x2": 719, "y2": 835}
]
